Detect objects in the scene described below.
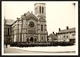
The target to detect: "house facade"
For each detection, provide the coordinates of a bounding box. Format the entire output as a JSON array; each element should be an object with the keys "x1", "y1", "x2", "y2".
[
  {"x1": 56, "y1": 26, "x2": 75, "y2": 44},
  {"x1": 48, "y1": 32, "x2": 58, "y2": 42},
  {"x1": 4, "y1": 18, "x2": 15, "y2": 44}
]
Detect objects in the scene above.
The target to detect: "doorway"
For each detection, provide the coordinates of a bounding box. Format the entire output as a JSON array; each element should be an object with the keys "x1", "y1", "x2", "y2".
[{"x1": 30, "y1": 37, "x2": 34, "y2": 42}]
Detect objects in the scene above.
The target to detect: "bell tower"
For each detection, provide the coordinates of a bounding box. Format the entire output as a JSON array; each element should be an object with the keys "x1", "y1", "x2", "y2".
[{"x1": 34, "y1": 3, "x2": 46, "y2": 19}]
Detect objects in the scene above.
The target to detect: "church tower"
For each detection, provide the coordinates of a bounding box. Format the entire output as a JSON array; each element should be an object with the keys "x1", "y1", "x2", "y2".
[
  {"x1": 34, "y1": 3, "x2": 46, "y2": 19},
  {"x1": 34, "y1": 3, "x2": 47, "y2": 42}
]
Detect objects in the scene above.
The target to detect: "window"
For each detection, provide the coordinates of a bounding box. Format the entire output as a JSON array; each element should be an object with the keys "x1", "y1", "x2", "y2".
[
  {"x1": 8, "y1": 28, "x2": 9, "y2": 35},
  {"x1": 41, "y1": 24, "x2": 43, "y2": 31},
  {"x1": 72, "y1": 34, "x2": 75, "y2": 36},
  {"x1": 64, "y1": 36, "x2": 65, "y2": 38},
  {"x1": 42, "y1": 7, "x2": 44, "y2": 13},
  {"x1": 67, "y1": 36, "x2": 68, "y2": 38},
  {"x1": 41, "y1": 36, "x2": 43, "y2": 40},
  {"x1": 39, "y1": 6, "x2": 41, "y2": 13},
  {"x1": 29, "y1": 21, "x2": 34, "y2": 28}
]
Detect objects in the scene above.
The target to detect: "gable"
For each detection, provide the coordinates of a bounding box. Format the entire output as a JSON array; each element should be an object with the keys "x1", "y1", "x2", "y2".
[
  {"x1": 39, "y1": 17, "x2": 46, "y2": 22},
  {"x1": 26, "y1": 13, "x2": 38, "y2": 21}
]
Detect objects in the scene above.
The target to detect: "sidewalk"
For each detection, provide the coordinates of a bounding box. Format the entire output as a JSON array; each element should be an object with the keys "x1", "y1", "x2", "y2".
[{"x1": 8, "y1": 45, "x2": 76, "y2": 53}]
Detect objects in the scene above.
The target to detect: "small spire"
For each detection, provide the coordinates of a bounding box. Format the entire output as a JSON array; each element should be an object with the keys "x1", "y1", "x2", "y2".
[
  {"x1": 31, "y1": 11, "x2": 33, "y2": 14},
  {"x1": 26, "y1": 11, "x2": 30, "y2": 16},
  {"x1": 28, "y1": 11, "x2": 30, "y2": 13}
]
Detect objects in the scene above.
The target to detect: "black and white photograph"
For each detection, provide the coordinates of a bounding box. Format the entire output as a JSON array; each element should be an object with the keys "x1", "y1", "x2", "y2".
[{"x1": 2, "y1": 1, "x2": 78, "y2": 55}]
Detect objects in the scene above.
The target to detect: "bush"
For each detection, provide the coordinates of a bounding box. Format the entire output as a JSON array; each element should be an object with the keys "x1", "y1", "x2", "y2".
[
  {"x1": 10, "y1": 41, "x2": 74, "y2": 47},
  {"x1": 59, "y1": 42, "x2": 71, "y2": 46},
  {"x1": 16, "y1": 42, "x2": 26, "y2": 47},
  {"x1": 10, "y1": 42, "x2": 18, "y2": 47}
]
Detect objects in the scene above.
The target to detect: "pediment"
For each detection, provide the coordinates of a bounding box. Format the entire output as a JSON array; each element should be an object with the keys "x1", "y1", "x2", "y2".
[
  {"x1": 39, "y1": 17, "x2": 46, "y2": 22},
  {"x1": 26, "y1": 13, "x2": 38, "y2": 21}
]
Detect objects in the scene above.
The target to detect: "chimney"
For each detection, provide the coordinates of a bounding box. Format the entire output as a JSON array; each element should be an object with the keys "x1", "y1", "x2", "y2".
[
  {"x1": 66, "y1": 26, "x2": 69, "y2": 30},
  {"x1": 59, "y1": 28, "x2": 61, "y2": 31}
]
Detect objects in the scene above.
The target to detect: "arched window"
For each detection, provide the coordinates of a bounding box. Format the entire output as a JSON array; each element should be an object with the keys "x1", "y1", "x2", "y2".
[
  {"x1": 41, "y1": 36, "x2": 43, "y2": 40},
  {"x1": 8, "y1": 28, "x2": 9, "y2": 35},
  {"x1": 67, "y1": 36, "x2": 68, "y2": 38},
  {"x1": 42, "y1": 7, "x2": 44, "y2": 13},
  {"x1": 39, "y1": 6, "x2": 41, "y2": 13},
  {"x1": 41, "y1": 24, "x2": 43, "y2": 31},
  {"x1": 64, "y1": 36, "x2": 65, "y2": 38}
]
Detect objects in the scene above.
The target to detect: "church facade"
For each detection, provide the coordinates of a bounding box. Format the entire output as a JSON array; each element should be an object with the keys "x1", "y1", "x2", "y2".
[{"x1": 11, "y1": 3, "x2": 48, "y2": 43}]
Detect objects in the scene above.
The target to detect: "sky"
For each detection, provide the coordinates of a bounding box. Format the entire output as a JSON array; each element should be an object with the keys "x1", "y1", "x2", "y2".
[{"x1": 2, "y1": 1, "x2": 78, "y2": 35}]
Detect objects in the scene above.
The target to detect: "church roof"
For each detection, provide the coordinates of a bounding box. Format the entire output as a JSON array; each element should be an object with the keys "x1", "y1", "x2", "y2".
[
  {"x1": 23, "y1": 11, "x2": 38, "y2": 21},
  {"x1": 5, "y1": 19, "x2": 15, "y2": 25},
  {"x1": 39, "y1": 18, "x2": 46, "y2": 22},
  {"x1": 34, "y1": 3, "x2": 46, "y2": 6},
  {"x1": 21, "y1": 11, "x2": 46, "y2": 22},
  {"x1": 24, "y1": 11, "x2": 30, "y2": 16},
  {"x1": 57, "y1": 28, "x2": 75, "y2": 34}
]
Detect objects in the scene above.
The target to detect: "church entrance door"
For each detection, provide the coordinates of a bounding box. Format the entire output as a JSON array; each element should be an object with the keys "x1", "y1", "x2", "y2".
[{"x1": 30, "y1": 37, "x2": 34, "y2": 42}]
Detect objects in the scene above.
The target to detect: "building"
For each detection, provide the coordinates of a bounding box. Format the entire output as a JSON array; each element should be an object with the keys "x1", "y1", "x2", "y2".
[
  {"x1": 11, "y1": 3, "x2": 48, "y2": 43},
  {"x1": 4, "y1": 18, "x2": 15, "y2": 44},
  {"x1": 48, "y1": 32, "x2": 58, "y2": 42},
  {"x1": 56, "y1": 26, "x2": 75, "y2": 44}
]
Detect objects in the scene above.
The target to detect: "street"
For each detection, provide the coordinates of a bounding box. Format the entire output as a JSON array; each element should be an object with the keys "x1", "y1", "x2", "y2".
[{"x1": 4, "y1": 46, "x2": 40, "y2": 54}]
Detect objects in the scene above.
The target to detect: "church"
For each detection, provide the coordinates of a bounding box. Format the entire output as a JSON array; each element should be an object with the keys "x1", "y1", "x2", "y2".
[{"x1": 11, "y1": 3, "x2": 48, "y2": 43}]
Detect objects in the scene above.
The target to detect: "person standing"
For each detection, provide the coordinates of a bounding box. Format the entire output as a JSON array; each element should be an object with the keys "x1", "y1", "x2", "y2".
[{"x1": 5, "y1": 42, "x2": 8, "y2": 48}]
